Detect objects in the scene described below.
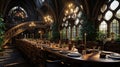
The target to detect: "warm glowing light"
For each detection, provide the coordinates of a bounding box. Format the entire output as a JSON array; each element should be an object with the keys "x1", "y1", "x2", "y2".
[
  {"x1": 29, "y1": 22, "x2": 36, "y2": 27},
  {"x1": 44, "y1": 15, "x2": 53, "y2": 24},
  {"x1": 38, "y1": 30, "x2": 42, "y2": 33},
  {"x1": 65, "y1": 10, "x2": 69, "y2": 16},
  {"x1": 70, "y1": 8, "x2": 73, "y2": 13},
  {"x1": 68, "y1": 3, "x2": 73, "y2": 8},
  {"x1": 64, "y1": 2, "x2": 77, "y2": 17},
  {"x1": 80, "y1": 5, "x2": 83, "y2": 10},
  {"x1": 74, "y1": 7, "x2": 79, "y2": 13},
  {"x1": 99, "y1": 21, "x2": 107, "y2": 33}
]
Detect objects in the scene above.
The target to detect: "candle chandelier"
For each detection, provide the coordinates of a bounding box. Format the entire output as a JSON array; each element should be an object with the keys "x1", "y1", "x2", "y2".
[
  {"x1": 44, "y1": 14, "x2": 54, "y2": 24},
  {"x1": 64, "y1": 3, "x2": 78, "y2": 19},
  {"x1": 62, "y1": 2, "x2": 82, "y2": 28}
]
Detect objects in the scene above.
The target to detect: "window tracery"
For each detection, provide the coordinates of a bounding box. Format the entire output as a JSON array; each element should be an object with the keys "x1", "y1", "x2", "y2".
[
  {"x1": 98, "y1": 0, "x2": 120, "y2": 39},
  {"x1": 60, "y1": 3, "x2": 83, "y2": 40}
]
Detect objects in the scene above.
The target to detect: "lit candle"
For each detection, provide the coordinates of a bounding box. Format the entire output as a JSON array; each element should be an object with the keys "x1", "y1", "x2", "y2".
[{"x1": 84, "y1": 33, "x2": 87, "y2": 48}]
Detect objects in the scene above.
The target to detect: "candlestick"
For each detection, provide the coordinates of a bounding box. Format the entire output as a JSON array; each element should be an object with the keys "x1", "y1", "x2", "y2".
[{"x1": 84, "y1": 33, "x2": 87, "y2": 49}]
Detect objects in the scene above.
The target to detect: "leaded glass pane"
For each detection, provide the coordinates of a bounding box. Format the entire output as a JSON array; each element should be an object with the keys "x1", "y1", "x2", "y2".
[
  {"x1": 101, "y1": 4, "x2": 107, "y2": 13},
  {"x1": 74, "y1": 7, "x2": 79, "y2": 13},
  {"x1": 77, "y1": 11, "x2": 82, "y2": 18},
  {"x1": 67, "y1": 26, "x2": 71, "y2": 40},
  {"x1": 110, "y1": 0, "x2": 119, "y2": 10},
  {"x1": 99, "y1": 21, "x2": 107, "y2": 34},
  {"x1": 98, "y1": 14, "x2": 102, "y2": 21},
  {"x1": 110, "y1": 19, "x2": 119, "y2": 34},
  {"x1": 78, "y1": 25, "x2": 82, "y2": 38},
  {"x1": 80, "y1": 5, "x2": 83, "y2": 10},
  {"x1": 72, "y1": 26, "x2": 76, "y2": 40},
  {"x1": 62, "y1": 28, "x2": 66, "y2": 39},
  {"x1": 75, "y1": 18, "x2": 79, "y2": 25},
  {"x1": 65, "y1": 21, "x2": 68, "y2": 27},
  {"x1": 116, "y1": 9, "x2": 120, "y2": 19},
  {"x1": 104, "y1": 10, "x2": 113, "y2": 21},
  {"x1": 63, "y1": 17, "x2": 66, "y2": 22}
]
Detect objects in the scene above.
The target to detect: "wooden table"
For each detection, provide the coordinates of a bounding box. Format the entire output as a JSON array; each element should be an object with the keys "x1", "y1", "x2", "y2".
[
  {"x1": 15, "y1": 39, "x2": 120, "y2": 67},
  {"x1": 42, "y1": 45, "x2": 120, "y2": 67}
]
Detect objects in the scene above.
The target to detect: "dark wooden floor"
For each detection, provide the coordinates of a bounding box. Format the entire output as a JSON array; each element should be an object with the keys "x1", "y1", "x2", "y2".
[{"x1": 0, "y1": 45, "x2": 35, "y2": 67}]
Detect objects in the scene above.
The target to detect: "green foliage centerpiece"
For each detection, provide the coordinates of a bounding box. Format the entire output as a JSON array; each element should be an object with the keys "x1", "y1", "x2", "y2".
[{"x1": 0, "y1": 16, "x2": 5, "y2": 51}]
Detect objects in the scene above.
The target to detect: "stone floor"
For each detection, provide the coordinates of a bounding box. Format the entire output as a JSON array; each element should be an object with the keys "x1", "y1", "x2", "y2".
[{"x1": 0, "y1": 45, "x2": 35, "y2": 67}]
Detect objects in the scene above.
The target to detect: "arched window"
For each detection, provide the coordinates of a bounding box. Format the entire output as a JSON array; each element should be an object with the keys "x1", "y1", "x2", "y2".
[
  {"x1": 98, "y1": 0, "x2": 120, "y2": 39},
  {"x1": 61, "y1": 3, "x2": 83, "y2": 40},
  {"x1": 8, "y1": 6, "x2": 28, "y2": 22},
  {"x1": 99, "y1": 21, "x2": 107, "y2": 34},
  {"x1": 110, "y1": 19, "x2": 119, "y2": 38}
]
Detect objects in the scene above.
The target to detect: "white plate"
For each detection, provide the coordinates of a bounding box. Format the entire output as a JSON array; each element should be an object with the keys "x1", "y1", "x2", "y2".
[
  {"x1": 111, "y1": 53, "x2": 120, "y2": 57},
  {"x1": 59, "y1": 51, "x2": 69, "y2": 54},
  {"x1": 51, "y1": 48, "x2": 60, "y2": 51},
  {"x1": 108, "y1": 53, "x2": 120, "y2": 60},
  {"x1": 67, "y1": 52, "x2": 81, "y2": 57},
  {"x1": 101, "y1": 51, "x2": 112, "y2": 54}
]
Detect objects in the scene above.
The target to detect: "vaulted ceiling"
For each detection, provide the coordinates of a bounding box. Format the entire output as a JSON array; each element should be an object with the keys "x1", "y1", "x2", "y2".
[{"x1": 0, "y1": 0, "x2": 107, "y2": 29}]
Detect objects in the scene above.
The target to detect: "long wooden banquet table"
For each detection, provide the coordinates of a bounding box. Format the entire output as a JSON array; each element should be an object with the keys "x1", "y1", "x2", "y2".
[{"x1": 15, "y1": 39, "x2": 120, "y2": 67}]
